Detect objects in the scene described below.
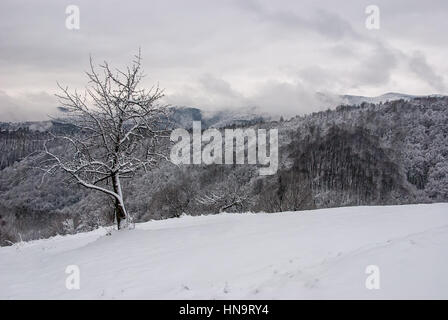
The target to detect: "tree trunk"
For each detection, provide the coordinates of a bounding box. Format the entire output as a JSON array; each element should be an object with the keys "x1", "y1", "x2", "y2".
[
  {"x1": 112, "y1": 174, "x2": 127, "y2": 230},
  {"x1": 114, "y1": 198, "x2": 126, "y2": 230}
]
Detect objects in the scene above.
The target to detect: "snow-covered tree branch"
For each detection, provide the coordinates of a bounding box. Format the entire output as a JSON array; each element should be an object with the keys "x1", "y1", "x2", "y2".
[{"x1": 39, "y1": 51, "x2": 170, "y2": 229}]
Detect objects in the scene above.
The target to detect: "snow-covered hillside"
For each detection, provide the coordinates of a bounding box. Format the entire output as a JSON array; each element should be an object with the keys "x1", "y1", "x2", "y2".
[{"x1": 1, "y1": 203, "x2": 448, "y2": 299}]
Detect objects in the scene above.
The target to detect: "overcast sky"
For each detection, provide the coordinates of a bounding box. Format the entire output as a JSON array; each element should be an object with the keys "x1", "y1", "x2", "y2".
[{"x1": 1, "y1": 0, "x2": 447, "y2": 121}]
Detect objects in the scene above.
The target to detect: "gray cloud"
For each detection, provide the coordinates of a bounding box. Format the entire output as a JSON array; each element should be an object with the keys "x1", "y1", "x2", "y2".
[
  {"x1": 167, "y1": 74, "x2": 340, "y2": 117},
  {"x1": 409, "y1": 51, "x2": 445, "y2": 92},
  {"x1": 0, "y1": 0, "x2": 447, "y2": 121},
  {"x1": 351, "y1": 43, "x2": 398, "y2": 87},
  {"x1": 238, "y1": 1, "x2": 360, "y2": 41},
  {"x1": 0, "y1": 90, "x2": 60, "y2": 122}
]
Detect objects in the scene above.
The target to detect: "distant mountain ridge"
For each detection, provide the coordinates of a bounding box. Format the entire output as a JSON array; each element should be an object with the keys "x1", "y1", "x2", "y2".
[
  {"x1": 340, "y1": 92, "x2": 417, "y2": 105},
  {"x1": 1, "y1": 93, "x2": 445, "y2": 132},
  {"x1": 0, "y1": 106, "x2": 270, "y2": 133}
]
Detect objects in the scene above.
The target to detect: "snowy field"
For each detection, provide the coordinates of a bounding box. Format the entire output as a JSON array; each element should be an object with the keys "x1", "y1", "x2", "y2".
[{"x1": 1, "y1": 203, "x2": 448, "y2": 299}]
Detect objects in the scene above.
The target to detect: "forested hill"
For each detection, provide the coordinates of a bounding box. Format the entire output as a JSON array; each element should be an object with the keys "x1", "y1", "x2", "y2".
[
  {"x1": 1, "y1": 96, "x2": 447, "y2": 245},
  {"x1": 0, "y1": 106, "x2": 267, "y2": 171}
]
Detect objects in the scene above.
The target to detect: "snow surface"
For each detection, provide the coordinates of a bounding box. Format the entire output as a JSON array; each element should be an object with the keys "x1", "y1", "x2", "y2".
[{"x1": 1, "y1": 203, "x2": 448, "y2": 299}]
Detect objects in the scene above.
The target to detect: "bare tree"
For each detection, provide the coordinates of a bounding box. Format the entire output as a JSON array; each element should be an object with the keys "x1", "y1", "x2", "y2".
[
  {"x1": 195, "y1": 183, "x2": 250, "y2": 213},
  {"x1": 40, "y1": 51, "x2": 169, "y2": 229}
]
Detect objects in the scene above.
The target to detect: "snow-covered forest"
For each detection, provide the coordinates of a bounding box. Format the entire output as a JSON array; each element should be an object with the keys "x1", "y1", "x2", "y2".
[{"x1": 1, "y1": 96, "x2": 447, "y2": 245}]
